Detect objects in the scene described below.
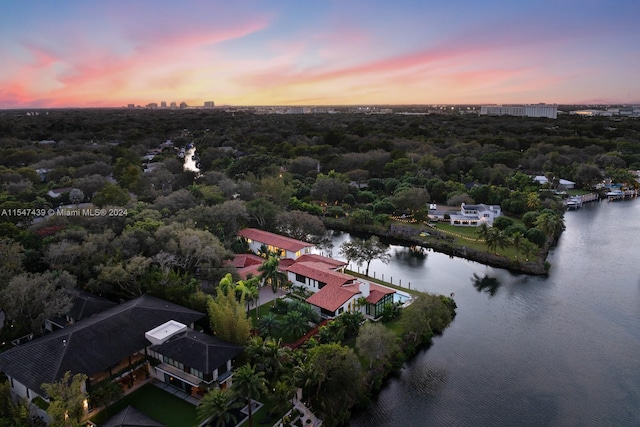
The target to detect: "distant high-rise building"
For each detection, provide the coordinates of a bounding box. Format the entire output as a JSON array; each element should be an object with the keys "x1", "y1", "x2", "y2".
[
  {"x1": 480, "y1": 104, "x2": 557, "y2": 119},
  {"x1": 146, "y1": 103, "x2": 158, "y2": 109},
  {"x1": 161, "y1": 101, "x2": 167, "y2": 108},
  {"x1": 179, "y1": 102, "x2": 188, "y2": 109},
  {"x1": 170, "y1": 102, "x2": 177, "y2": 108},
  {"x1": 127, "y1": 104, "x2": 135, "y2": 108},
  {"x1": 203, "y1": 101, "x2": 215, "y2": 108}
]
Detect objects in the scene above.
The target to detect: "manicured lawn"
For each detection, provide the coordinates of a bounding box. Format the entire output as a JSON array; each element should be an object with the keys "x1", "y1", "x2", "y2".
[
  {"x1": 430, "y1": 223, "x2": 520, "y2": 258},
  {"x1": 248, "y1": 303, "x2": 275, "y2": 322},
  {"x1": 90, "y1": 384, "x2": 198, "y2": 427}
]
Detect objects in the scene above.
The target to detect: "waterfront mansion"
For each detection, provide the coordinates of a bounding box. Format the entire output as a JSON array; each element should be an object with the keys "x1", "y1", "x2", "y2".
[{"x1": 235, "y1": 228, "x2": 410, "y2": 318}]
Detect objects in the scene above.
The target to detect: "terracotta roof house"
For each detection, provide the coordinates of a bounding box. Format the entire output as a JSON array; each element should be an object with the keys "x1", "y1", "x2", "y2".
[
  {"x1": 284, "y1": 253, "x2": 400, "y2": 318},
  {"x1": 0, "y1": 294, "x2": 241, "y2": 417},
  {"x1": 238, "y1": 228, "x2": 314, "y2": 259},
  {"x1": 233, "y1": 229, "x2": 410, "y2": 319},
  {"x1": 227, "y1": 253, "x2": 265, "y2": 279}
]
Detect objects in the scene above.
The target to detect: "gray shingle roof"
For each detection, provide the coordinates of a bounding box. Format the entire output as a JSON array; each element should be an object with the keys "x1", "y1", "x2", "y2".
[
  {"x1": 100, "y1": 405, "x2": 166, "y2": 427},
  {"x1": 0, "y1": 295, "x2": 204, "y2": 397},
  {"x1": 67, "y1": 289, "x2": 118, "y2": 321},
  {"x1": 150, "y1": 330, "x2": 242, "y2": 374}
]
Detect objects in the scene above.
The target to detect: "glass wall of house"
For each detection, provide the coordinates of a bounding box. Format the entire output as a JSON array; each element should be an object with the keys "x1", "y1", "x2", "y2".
[{"x1": 366, "y1": 293, "x2": 395, "y2": 318}]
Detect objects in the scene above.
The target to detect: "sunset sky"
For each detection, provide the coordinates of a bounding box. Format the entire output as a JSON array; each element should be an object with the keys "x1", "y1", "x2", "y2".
[{"x1": 2, "y1": 0, "x2": 639, "y2": 108}]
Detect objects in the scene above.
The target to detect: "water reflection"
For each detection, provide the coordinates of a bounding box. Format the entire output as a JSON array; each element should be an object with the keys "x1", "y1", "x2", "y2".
[
  {"x1": 183, "y1": 146, "x2": 201, "y2": 175},
  {"x1": 471, "y1": 273, "x2": 500, "y2": 296},
  {"x1": 391, "y1": 246, "x2": 428, "y2": 269}
]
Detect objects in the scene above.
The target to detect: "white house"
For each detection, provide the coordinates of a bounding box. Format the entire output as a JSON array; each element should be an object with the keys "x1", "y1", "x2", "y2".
[
  {"x1": 283, "y1": 253, "x2": 401, "y2": 318},
  {"x1": 449, "y1": 203, "x2": 502, "y2": 227},
  {"x1": 534, "y1": 176, "x2": 576, "y2": 189},
  {"x1": 237, "y1": 228, "x2": 314, "y2": 259}
]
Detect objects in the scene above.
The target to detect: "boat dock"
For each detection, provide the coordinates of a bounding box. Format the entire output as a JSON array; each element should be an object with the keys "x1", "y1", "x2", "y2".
[
  {"x1": 605, "y1": 189, "x2": 638, "y2": 201},
  {"x1": 564, "y1": 193, "x2": 599, "y2": 209}
]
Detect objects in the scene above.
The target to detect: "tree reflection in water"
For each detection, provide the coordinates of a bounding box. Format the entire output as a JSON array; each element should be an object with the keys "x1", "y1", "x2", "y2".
[{"x1": 472, "y1": 273, "x2": 500, "y2": 296}]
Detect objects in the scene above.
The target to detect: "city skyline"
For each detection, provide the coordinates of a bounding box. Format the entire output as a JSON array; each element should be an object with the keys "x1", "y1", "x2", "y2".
[{"x1": 2, "y1": 0, "x2": 639, "y2": 108}]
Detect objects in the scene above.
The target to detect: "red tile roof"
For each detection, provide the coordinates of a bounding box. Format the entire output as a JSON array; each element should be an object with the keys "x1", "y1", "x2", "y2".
[
  {"x1": 294, "y1": 254, "x2": 347, "y2": 268},
  {"x1": 306, "y1": 283, "x2": 360, "y2": 312},
  {"x1": 286, "y1": 262, "x2": 354, "y2": 287},
  {"x1": 365, "y1": 284, "x2": 395, "y2": 304},
  {"x1": 238, "y1": 228, "x2": 314, "y2": 253},
  {"x1": 229, "y1": 254, "x2": 264, "y2": 268}
]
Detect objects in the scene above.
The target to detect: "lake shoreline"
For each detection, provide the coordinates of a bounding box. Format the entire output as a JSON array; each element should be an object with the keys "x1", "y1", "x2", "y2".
[{"x1": 323, "y1": 218, "x2": 550, "y2": 276}]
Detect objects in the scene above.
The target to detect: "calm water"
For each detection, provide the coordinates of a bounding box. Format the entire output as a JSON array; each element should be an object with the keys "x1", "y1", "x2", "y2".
[{"x1": 337, "y1": 199, "x2": 640, "y2": 427}]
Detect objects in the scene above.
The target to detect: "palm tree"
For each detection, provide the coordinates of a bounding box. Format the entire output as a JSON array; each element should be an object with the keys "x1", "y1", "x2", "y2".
[
  {"x1": 257, "y1": 312, "x2": 281, "y2": 337},
  {"x1": 526, "y1": 192, "x2": 542, "y2": 210},
  {"x1": 232, "y1": 364, "x2": 268, "y2": 427},
  {"x1": 485, "y1": 227, "x2": 509, "y2": 254},
  {"x1": 288, "y1": 299, "x2": 319, "y2": 323},
  {"x1": 244, "y1": 277, "x2": 260, "y2": 311},
  {"x1": 535, "y1": 210, "x2": 565, "y2": 241},
  {"x1": 218, "y1": 273, "x2": 235, "y2": 295},
  {"x1": 476, "y1": 222, "x2": 490, "y2": 242},
  {"x1": 197, "y1": 388, "x2": 241, "y2": 427},
  {"x1": 510, "y1": 231, "x2": 524, "y2": 253},
  {"x1": 284, "y1": 310, "x2": 309, "y2": 340},
  {"x1": 270, "y1": 378, "x2": 296, "y2": 425},
  {"x1": 519, "y1": 239, "x2": 539, "y2": 261},
  {"x1": 258, "y1": 256, "x2": 287, "y2": 307}
]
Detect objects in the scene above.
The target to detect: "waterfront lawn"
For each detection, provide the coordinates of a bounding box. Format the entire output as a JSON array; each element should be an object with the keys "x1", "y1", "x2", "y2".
[
  {"x1": 89, "y1": 384, "x2": 197, "y2": 427},
  {"x1": 429, "y1": 223, "x2": 520, "y2": 258}
]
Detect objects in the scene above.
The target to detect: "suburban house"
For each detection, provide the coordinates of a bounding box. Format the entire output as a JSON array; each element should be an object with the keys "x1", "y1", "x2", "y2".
[
  {"x1": 238, "y1": 228, "x2": 314, "y2": 259},
  {"x1": 146, "y1": 321, "x2": 242, "y2": 396},
  {"x1": 233, "y1": 230, "x2": 409, "y2": 319},
  {"x1": 229, "y1": 253, "x2": 266, "y2": 279},
  {"x1": 449, "y1": 203, "x2": 502, "y2": 227},
  {"x1": 285, "y1": 254, "x2": 398, "y2": 318},
  {"x1": 46, "y1": 187, "x2": 73, "y2": 198},
  {"x1": 533, "y1": 176, "x2": 576, "y2": 189},
  {"x1": 0, "y1": 294, "x2": 241, "y2": 415}
]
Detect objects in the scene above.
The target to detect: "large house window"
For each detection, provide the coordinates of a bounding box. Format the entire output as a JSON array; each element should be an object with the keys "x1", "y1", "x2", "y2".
[
  {"x1": 162, "y1": 355, "x2": 184, "y2": 370},
  {"x1": 295, "y1": 273, "x2": 306, "y2": 284},
  {"x1": 190, "y1": 368, "x2": 204, "y2": 379}
]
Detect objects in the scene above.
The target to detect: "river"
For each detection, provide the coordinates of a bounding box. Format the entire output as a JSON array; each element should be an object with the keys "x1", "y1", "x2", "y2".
[{"x1": 337, "y1": 198, "x2": 640, "y2": 426}]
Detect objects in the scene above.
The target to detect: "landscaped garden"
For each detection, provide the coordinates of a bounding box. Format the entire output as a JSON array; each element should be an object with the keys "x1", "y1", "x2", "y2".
[{"x1": 89, "y1": 383, "x2": 198, "y2": 427}]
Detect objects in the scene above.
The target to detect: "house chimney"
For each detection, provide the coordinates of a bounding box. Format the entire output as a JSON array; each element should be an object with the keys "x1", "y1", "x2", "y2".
[{"x1": 359, "y1": 281, "x2": 370, "y2": 298}]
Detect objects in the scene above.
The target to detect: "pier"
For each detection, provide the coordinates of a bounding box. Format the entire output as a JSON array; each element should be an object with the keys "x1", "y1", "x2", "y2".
[
  {"x1": 606, "y1": 189, "x2": 638, "y2": 201},
  {"x1": 564, "y1": 193, "x2": 599, "y2": 209}
]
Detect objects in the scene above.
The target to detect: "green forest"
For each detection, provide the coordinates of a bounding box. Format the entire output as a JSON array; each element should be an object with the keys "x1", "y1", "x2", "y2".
[{"x1": 1, "y1": 108, "x2": 639, "y2": 426}]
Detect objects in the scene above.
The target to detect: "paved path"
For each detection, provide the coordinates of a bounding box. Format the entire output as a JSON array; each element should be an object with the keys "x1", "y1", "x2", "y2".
[
  {"x1": 255, "y1": 286, "x2": 287, "y2": 308},
  {"x1": 292, "y1": 396, "x2": 322, "y2": 427}
]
